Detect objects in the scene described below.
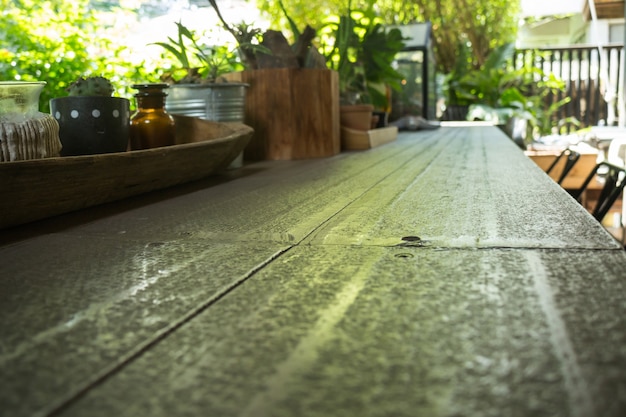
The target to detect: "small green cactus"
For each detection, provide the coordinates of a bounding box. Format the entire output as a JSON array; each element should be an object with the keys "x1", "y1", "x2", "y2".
[{"x1": 67, "y1": 76, "x2": 114, "y2": 97}]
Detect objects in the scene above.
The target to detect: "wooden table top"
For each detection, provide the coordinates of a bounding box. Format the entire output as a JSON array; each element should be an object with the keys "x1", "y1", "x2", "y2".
[{"x1": 1, "y1": 125, "x2": 625, "y2": 417}]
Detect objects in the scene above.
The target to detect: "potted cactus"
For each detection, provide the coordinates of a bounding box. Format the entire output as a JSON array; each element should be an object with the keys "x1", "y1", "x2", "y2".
[{"x1": 50, "y1": 76, "x2": 130, "y2": 156}]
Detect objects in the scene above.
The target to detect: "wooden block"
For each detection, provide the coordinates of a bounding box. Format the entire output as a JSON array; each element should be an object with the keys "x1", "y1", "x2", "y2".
[
  {"x1": 224, "y1": 69, "x2": 340, "y2": 160},
  {"x1": 341, "y1": 126, "x2": 398, "y2": 150}
]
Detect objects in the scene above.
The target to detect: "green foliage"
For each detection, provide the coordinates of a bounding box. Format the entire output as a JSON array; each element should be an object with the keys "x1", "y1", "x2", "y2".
[
  {"x1": 151, "y1": 21, "x2": 244, "y2": 83},
  {"x1": 0, "y1": 0, "x2": 161, "y2": 112},
  {"x1": 321, "y1": 2, "x2": 405, "y2": 108},
  {"x1": 207, "y1": 0, "x2": 268, "y2": 69},
  {"x1": 518, "y1": 73, "x2": 580, "y2": 137},
  {"x1": 278, "y1": 0, "x2": 302, "y2": 41},
  {"x1": 360, "y1": 24, "x2": 405, "y2": 107},
  {"x1": 445, "y1": 43, "x2": 517, "y2": 107},
  {"x1": 462, "y1": 45, "x2": 578, "y2": 139},
  {"x1": 323, "y1": 10, "x2": 362, "y2": 97},
  {"x1": 152, "y1": 21, "x2": 197, "y2": 72},
  {"x1": 257, "y1": 0, "x2": 521, "y2": 74}
]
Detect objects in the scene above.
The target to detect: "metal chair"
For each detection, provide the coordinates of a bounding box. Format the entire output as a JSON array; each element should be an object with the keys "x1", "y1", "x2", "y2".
[
  {"x1": 570, "y1": 161, "x2": 626, "y2": 222},
  {"x1": 546, "y1": 148, "x2": 581, "y2": 185}
]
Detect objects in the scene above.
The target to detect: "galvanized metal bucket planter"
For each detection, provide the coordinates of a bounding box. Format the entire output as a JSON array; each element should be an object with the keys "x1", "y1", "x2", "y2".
[
  {"x1": 165, "y1": 83, "x2": 248, "y2": 122},
  {"x1": 165, "y1": 82, "x2": 248, "y2": 167}
]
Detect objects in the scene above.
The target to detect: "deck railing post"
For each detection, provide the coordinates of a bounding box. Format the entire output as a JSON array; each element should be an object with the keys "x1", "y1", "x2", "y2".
[{"x1": 515, "y1": 44, "x2": 624, "y2": 129}]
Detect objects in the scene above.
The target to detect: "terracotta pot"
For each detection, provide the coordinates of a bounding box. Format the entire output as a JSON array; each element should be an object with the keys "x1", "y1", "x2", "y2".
[
  {"x1": 340, "y1": 104, "x2": 374, "y2": 131},
  {"x1": 372, "y1": 110, "x2": 389, "y2": 128}
]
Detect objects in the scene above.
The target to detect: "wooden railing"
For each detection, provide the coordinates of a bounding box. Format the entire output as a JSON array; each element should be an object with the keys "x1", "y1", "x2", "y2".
[{"x1": 514, "y1": 44, "x2": 624, "y2": 131}]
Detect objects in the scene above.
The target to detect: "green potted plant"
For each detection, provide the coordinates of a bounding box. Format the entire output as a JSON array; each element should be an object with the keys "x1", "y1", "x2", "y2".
[
  {"x1": 152, "y1": 21, "x2": 248, "y2": 123},
  {"x1": 461, "y1": 44, "x2": 579, "y2": 147},
  {"x1": 323, "y1": 2, "x2": 405, "y2": 130},
  {"x1": 210, "y1": 0, "x2": 341, "y2": 161},
  {"x1": 359, "y1": 21, "x2": 405, "y2": 127},
  {"x1": 322, "y1": 6, "x2": 372, "y2": 131},
  {"x1": 460, "y1": 44, "x2": 535, "y2": 145},
  {"x1": 442, "y1": 41, "x2": 497, "y2": 121},
  {"x1": 49, "y1": 76, "x2": 130, "y2": 156}
]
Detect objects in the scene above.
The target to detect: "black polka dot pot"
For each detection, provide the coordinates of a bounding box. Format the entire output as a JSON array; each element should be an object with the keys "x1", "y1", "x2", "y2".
[{"x1": 50, "y1": 96, "x2": 130, "y2": 156}]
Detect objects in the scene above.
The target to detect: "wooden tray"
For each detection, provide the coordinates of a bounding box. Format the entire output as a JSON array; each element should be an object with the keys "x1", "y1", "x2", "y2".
[
  {"x1": 0, "y1": 115, "x2": 253, "y2": 229},
  {"x1": 341, "y1": 126, "x2": 398, "y2": 150}
]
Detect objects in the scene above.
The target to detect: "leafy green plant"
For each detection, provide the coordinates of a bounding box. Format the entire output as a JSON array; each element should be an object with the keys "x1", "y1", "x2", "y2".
[
  {"x1": 257, "y1": 0, "x2": 520, "y2": 75},
  {"x1": 151, "y1": 21, "x2": 243, "y2": 84},
  {"x1": 273, "y1": 0, "x2": 328, "y2": 69},
  {"x1": 445, "y1": 43, "x2": 516, "y2": 107},
  {"x1": 151, "y1": 22, "x2": 197, "y2": 79},
  {"x1": 209, "y1": 0, "x2": 323, "y2": 71},
  {"x1": 322, "y1": 2, "x2": 405, "y2": 108},
  {"x1": 322, "y1": 8, "x2": 363, "y2": 101},
  {"x1": 517, "y1": 73, "x2": 580, "y2": 137},
  {"x1": 462, "y1": 45, "x2": 579, "y2": 140},
  {"x1": 360, "y1": 23, "x2": 405, "y2": 109},
  {"x1": 207, "y1": 0, "x2": 270, "y2": 70}
]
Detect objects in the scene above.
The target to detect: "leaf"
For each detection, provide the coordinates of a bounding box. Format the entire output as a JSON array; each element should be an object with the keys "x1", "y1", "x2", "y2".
[
  {"x1": 278, "y1": 0, "x2": 301, "y2": 40},
  {"x1": 483, "y1": 42, "x2": 514, "y2": 71}
]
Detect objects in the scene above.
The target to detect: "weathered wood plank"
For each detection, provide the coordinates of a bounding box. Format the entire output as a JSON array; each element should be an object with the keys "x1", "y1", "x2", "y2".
[
  {"x1": 23, "y1": 129, "x2": 444, "y2": 242},
  {"x1": 308, "y1": 127, "x2": 618, "y2": 249},
  {"x1": 0, "y1": 131, "x2": 441, "y2": 417},
  {"x1": 1, "y1": 125, "x2": 624, "y2": 417},
  {"x1": 52, "y1": 246, "x2": 626, "y2": 417},
  {"x1": 0, "y1": 117, "x2": 252, "y2": 230},
  {"x1": 0, "y1": 236, "x2": 289, "y2": 417}
]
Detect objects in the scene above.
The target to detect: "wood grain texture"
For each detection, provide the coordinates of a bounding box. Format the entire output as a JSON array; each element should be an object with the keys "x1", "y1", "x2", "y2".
[
  {"x1": 340, "y1": 126, "x2": 398, "y2": 150},
  {"x1": 2, "y1": 125, "x2": 624, "y2": 417},
  {"x1": 0, "y1": 116, "x2": 252, "y2": 229},
  {"x1": 225, "y1": 69, "x2": 340, "y2": 160},
  {"x1": 583, "y1": 0, "x2": 624, "y2": 19}
]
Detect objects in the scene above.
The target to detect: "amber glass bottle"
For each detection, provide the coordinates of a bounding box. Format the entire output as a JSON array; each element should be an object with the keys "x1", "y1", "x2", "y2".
[{"x1": 130, "y1": 84, "x2": 176, "y2": 150}]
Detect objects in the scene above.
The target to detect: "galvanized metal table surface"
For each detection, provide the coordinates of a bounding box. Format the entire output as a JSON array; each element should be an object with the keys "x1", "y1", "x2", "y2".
[{"x1": 1, "y1": 125, "x2": 625, "y2": 417}]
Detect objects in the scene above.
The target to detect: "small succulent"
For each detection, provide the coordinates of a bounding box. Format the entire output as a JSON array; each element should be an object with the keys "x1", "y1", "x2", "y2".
[{"x1": 67, "y1": 76, "x2": 114, "y2": 97}]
